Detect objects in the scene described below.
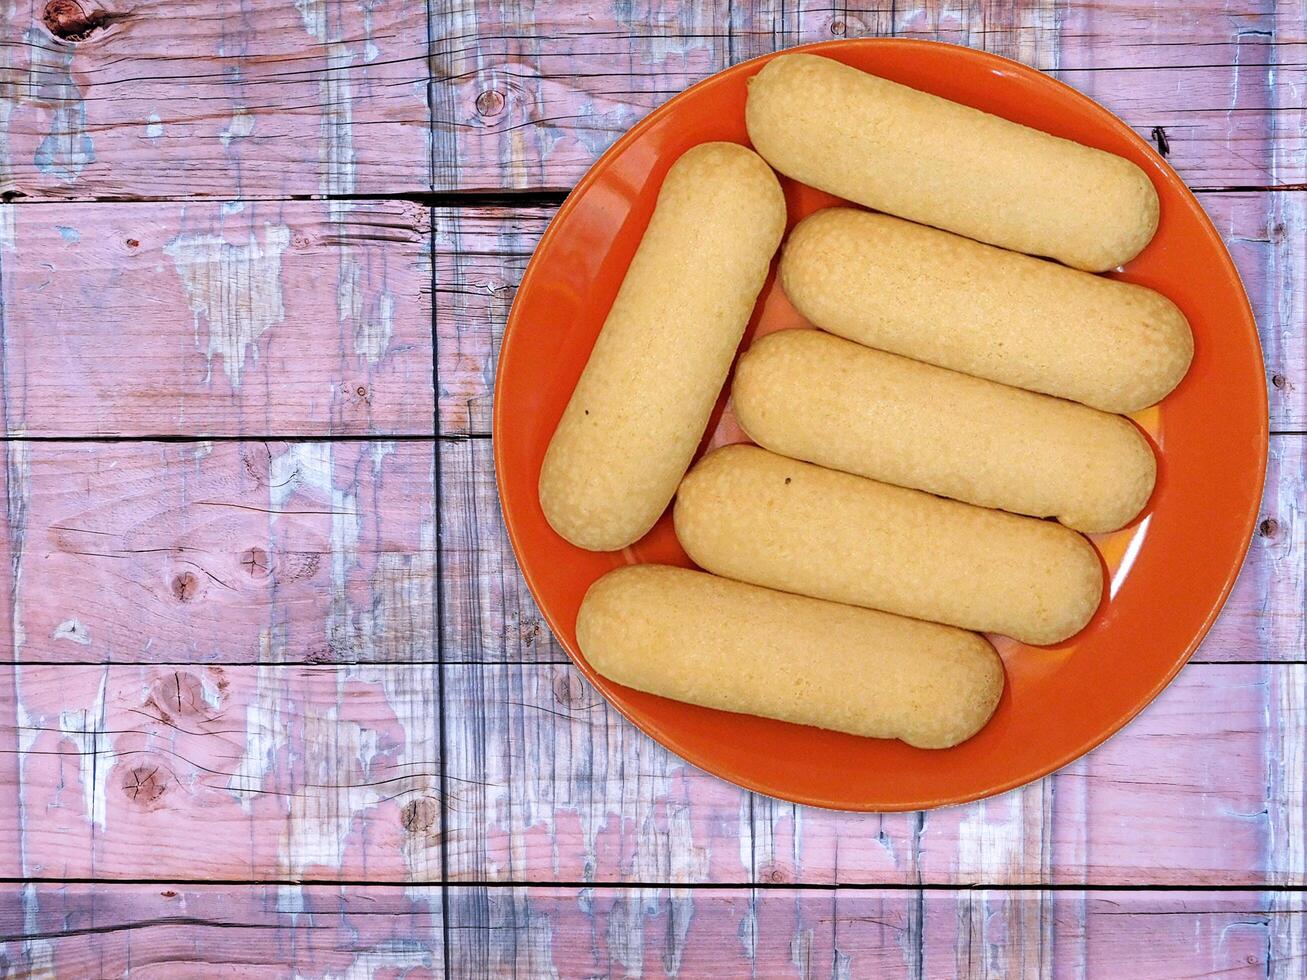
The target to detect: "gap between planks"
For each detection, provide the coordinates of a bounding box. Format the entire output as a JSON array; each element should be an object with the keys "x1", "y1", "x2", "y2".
[
  {"x1": 2, "y1": 188, "x2": 1304, "y2": 208},
  {"x1": 2, "y1": 877, "x2": 1307, "y2": 893}
]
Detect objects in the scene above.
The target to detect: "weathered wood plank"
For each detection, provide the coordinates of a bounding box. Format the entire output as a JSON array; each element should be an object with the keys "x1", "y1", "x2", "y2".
[
  {"x1": 0, "y1": 200, "x2": 434, "y2": 436},
  {"x1": 0, "y1": 884, "x2": 445, "y2": 977},
  {"x1": 443, "y1": 661, "x2": 1303, "y2": 886},
  {"x1": 435, "y1": 195, "x2": 1303, "y2": 439},
  {"x1": 2, "y1": 1, "x2": 1300, "y2": 199},
  {"x1": 432, "y1": 1, "x2": 1306, "y2": 191},
  {"x1": 4, "y1": 440, "x2": 435, "y2": 664},
  {"x1": 2, "y1": 885, "x2": 1300, "y2": 978},
  {"x1": 1, "y1": 664, "x2": 441, "y2": 880},
  {"x1": 445, "y1": 887, "x2": 1305, "y2": 978},
  {"x1": 440, "y1": 434, "x2": 1303, "y2": 666},
  {"x1": 0, "y1": 664, "x2": 1300, "y2": 885},
  {"x1": 0, "y1": 0, "x2": 431, "y2": 200}
]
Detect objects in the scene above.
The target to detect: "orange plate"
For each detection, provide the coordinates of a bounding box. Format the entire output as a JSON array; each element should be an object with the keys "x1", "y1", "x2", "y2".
[{"x1": 492, "y1": 39, "x2": 1268, "y2": 811}]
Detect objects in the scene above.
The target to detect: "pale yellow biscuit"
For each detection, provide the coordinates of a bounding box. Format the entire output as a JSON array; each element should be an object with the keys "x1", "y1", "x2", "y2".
[
  {"x1": 779, "y1": 208, "x2": 1193, "y2": 413},
  {"x1": 675, "y1": 446, "x2": 1103, "y2": 645},
  {"x1": 577, "y1": 564, "x2": 1004, "y2": 749},
  {"x1": 746, "y1": 52, "x2": 1158, "y2": 271},
  {"x1": 733, "y1": 330, "x2": 1156, "y2": 533},
  {"x1": 539, "y1": 142, "x2": 786, "y2": 552}
]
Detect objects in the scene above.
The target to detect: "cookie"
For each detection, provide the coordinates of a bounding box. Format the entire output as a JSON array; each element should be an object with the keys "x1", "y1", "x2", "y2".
[
  {"x1": 539, "y1": 142, "x2": 786, "y2": 551},
  {"x1": 746, "y1": 52, "x2": 1158, "y2": 271},
  {"x1": 779, "y1": 208, "x2": 1193, "y2": 413},
  {"x1": 733, "y1": 329, "x2": 1156, "y2": 533},
  {"x1": 674, "y1": 445, "x2": 1104, "y2": 645},
  {"x1": 576, "y1": 564, "x2": 1004, "y2": 749}
]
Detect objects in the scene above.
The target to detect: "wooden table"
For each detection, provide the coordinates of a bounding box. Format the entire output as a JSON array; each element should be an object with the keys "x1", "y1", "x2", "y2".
[{"x1": 0, "y1": 1, "x2": 1301, "y2": 976}]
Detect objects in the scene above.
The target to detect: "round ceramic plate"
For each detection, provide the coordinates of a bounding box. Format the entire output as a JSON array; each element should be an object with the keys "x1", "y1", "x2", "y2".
[{"x1": 493, "y1": 38, "x2": 1268, "y2": 811}]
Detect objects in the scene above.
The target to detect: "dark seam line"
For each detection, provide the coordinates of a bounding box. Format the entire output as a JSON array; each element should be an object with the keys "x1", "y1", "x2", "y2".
[
  {"x1": 3, "y1": 186, "x2": 1305, "y2": 207},
  {"x1": 428, "y1": 192, "x2": 453, "y2": 979},
  {"x1": 0, "y1": 190, "x2": 572, "y2": 207},
  {"x1": 0, "y1": 877, "x2": 1302, "y2": 892},
  {"x1": 0, "y1": 659, "x2": 1289, "y2": 668}
]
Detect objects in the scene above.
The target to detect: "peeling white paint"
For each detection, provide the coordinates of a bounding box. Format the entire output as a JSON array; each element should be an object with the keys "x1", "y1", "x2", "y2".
[
  {"x1": 145, "y1": 113, "x2": 164, "y2": 139},
  {"x1": 227, "y1": 656, "x2": 286, "y2": 810},
  {"x1": 322, "y1": 43, "x2": 356, "y2": 202},
  {"x1": 340, "y1": 260, "x2": 394, "y2": 363},
  {"x1": 52, "y1": 618, "x2": 90, "y2": 645},
  {"x1": 276, "y1": 884, "x2": 306, "y2": 924},
  {"x1": 57, "y1": 671, "x2": 110, "y2": 831},
  {"x1": 294, "y1": 0, "x2": 328, "y2": 41},
  {"x1": 370, "y1": 441, "x2": 395, "y2": 475},
  {"x1": 0, "y1": 203, "x2": 15, "y2": 252},
  {"x1": 163, "y1": 223, "x2": 290, "y2": 386},
  {"x1": 317, "y1": 943, "x2": 434, "y2": 980},
  {"x1": 20, "y1": 884, "x2": 56, "y2": 979},
  {"x1": 219, "y1": 108, "x2": 255, "y2": 147},
  {"x1": 27, "y1": 27, "x2": 94, "y2": 182}
]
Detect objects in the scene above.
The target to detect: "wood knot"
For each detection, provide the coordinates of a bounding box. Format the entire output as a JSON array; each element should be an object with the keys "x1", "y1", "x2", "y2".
[
  {"x1": 147, "y1": 670, "x2": 218, "y2": 723},
  {"x1": 552, "y1": 671, "x2": 586, "y2": 708},
  {"x1": 475, "y1": 90, "x2": 505, "y2": 118},
  {"x1": 241, "y1": 546, "x2": 269, "y2": 578},
  {"x1": 1259, "y1": 518, "x2": 1279, "y2": 538},
  {"x1": 1271, "y1": 373, "x2": 1287, "y2": 390},
  {"x1": 241, "y1": 444, "x2": 273, "y2": 486},
  {"x1": 760, "y1": 865, "x2": 789, "y2": 884},
  {"x1": 401, "y1": 795, "x2": 440, "y2": 833},
  {"x1": 121, "y1": 764, "x2": 168, "y2": 807},
  {"x1": 519, "y1": 618, "x2": 542, "y2": 646},
  {"x1": 171, "y1": 571, "x2": 199, "y2": 602},
  {"x1": 42, "y1": 0, "x2": 108, "y2": 40},
  {"x1": 829, "y1": 18, "x2": 846, "y2": 35},
  {"x1": 125, "y1": 238, "x2": 139, "y2": 248}
]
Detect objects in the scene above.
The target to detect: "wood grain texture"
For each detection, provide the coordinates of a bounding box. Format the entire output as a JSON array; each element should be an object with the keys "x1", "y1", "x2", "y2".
[
  {"x1": 2, "y1": 885, "x2": 1300, "y2": 978},
  {"x1": 445, "y1": 887, "x2": 1307, "y2": 979},
  {"x1": 435, "y1": 196, "x2": 1304, "y2": 440},
  {"x1": 1, "y1": 664, "x2": 441, "y2": 880},
  {"x1": 0, "y1": 201, "x2": 434, "y2": 436},
  {"x1": 3, "y1": 0, "x2": 1297, "y2": 200},
  {"x1": 440, "y1": 433, "x2": 1303, "y2": 667},
  {"x1": 2, "y1": 661, "x2": 1297, "y2": 886},
  {"x1": 442, "y1": 661, "x2": 1302, "y2": 887},
  {"x1": 432, "y1": 0, "x2": 1307, "y2": 191},
  {"x1": 0, "y1": 0, "x2": 431, "y2": 200},
  {"x1": 0, "y1": 883, "x2": 445, "y2": 977},
  {"x1": 3, "y1": 440, "x2": 436, "y2": 664}
]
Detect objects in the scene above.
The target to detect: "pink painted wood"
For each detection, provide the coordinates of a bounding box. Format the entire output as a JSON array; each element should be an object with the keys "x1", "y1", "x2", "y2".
[
  {"x1": 1, "y1": 885, "x2": 1301, "y2": 976},
  {"x1": 0, "y1": 0, "x2": 431, "y2": 200},
  {"x1": 439, "y1": 662, "x2": 1300, "y2": 887},
  {"x1": 0, "y1": 201, "x2": 434, "y2": 436},
  {"x1": 0, "y1": 884, "x2": 444, "y2": 976},
  {"x1": 433, "y1": 0, "x2": 1307, "y2": 192},
  {"x1": 2, "y1": 440, "x2": 435, "y2": 664},
  {"x1": 2, "y1": 664, "x2": 442, "y2": 881}
]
